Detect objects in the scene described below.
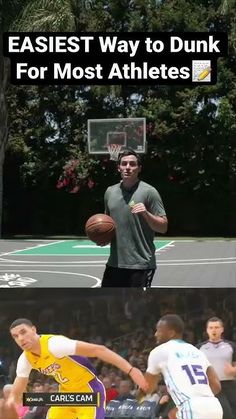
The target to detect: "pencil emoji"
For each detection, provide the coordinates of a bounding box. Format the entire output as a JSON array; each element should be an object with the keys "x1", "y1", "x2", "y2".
[
  {"x1": 198, "y1": 67, "x2": 211, "y2": 81},
  {"x1": 129, "y1": 200, "x2": 135, "y2": 208}
]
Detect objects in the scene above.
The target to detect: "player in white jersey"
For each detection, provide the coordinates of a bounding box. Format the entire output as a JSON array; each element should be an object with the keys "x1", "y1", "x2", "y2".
[{"x1": 143, "y1": 314, "x2": 223, "y2": 419}]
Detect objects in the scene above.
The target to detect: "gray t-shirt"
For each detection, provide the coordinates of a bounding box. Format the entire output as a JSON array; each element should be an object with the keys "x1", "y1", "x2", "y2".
[
  {"x1": 104, "y1": 180, "x2": 166, "y2": 269},
  {"x1": 197, "y1": 340, "x2": 236, "y2": 381}
]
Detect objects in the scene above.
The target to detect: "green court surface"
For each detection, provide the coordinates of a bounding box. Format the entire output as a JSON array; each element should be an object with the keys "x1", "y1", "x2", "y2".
[{"x1": 12, "y1": 239, "x2": 173, "y2": 256}]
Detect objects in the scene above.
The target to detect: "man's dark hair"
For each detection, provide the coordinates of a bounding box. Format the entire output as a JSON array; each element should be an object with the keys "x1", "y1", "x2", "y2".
[
  {"x1": 9, "y1": 318, "x2": 34, "y2": 330},
  {"x1": 160, "y1": 314, "x2": 185, "y2": 334},
  {"x1": 206, "y1": 317, "x2": 223, "y2": 327},
  {"x1": 32, "y1": 380, "x2": 43, "y2": 387},
  {"x1": 118, "y1": 148, "x2": 142, "y2": 166}
]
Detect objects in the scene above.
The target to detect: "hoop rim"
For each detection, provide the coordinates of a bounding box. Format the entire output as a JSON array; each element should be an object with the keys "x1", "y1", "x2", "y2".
[
  {"x1": 107, "y1": 143, "x2": 123, "y2": 149},
  {"x1": 107, "y1": 143, "x2": 123, "y2": 161}
]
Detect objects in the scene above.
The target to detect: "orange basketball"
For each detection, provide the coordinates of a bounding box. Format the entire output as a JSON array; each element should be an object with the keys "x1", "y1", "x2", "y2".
[{"x1": 85, "y1": 214, "x2": 116, "y2": 244}]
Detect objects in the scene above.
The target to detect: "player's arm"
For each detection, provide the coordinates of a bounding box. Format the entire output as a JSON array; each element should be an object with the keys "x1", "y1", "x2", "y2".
[
  {"x1": 206, "y1": 366, "x2": 221, "y2": 395},
  {"x1": 136, "y1": 372, "x2": 161, "y2": 401},
  {"x1": 8, "y1": 376, "x2": 29, "y2": 404},
  {"x1": 131, "y1": 189, "x2": 168, "y2": 233},
  {"x1": 75, "y1": 341, "x2": 148, "y2": 391},
  {"x1": 224, "y1": 362, "x2": 236, "y2": 376},
  {"x1": 131, "y1": 204, "x2": 168, "y2": 233},
  {"x1": 224, "y1": 342, "x2": 236, "y2": 376},
  {"x1": 0, "y1": 399, "x2": 19, "y2": 419},
  {"x1": 94, "y1": 189, "x2": 112, "y2": 246},
  {"x1": 144, "y1": 371, "x2": 161, "y2": 393},
  {"x1": 224, "y1": 362, "x2": 236, "y2": 378},
  {"x1": 139, "y1": 211, "x2": 168, "y2": 233},
  {"x1": 7, "y1": 353, "x2": 31, "y2": 405},
  {"x1": 104, "y1": 188, "x2": 110, "y2": 215},
  {"x1": 139, "y1": 345, "x2": 165, "y2": 400},
  {"x1": 4, "y1": 376, "x2": 28, "y2": 418}
]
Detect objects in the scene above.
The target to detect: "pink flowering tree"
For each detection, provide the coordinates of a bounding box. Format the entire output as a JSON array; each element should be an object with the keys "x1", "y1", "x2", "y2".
[{"x1": 56, "y1": 151, "x2": 98, "y2": 194}]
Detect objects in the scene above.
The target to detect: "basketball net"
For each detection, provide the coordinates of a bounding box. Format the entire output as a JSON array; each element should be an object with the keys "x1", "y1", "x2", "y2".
[{"x1": 107, "y1": 144, "x2": 122, "y2": 161}]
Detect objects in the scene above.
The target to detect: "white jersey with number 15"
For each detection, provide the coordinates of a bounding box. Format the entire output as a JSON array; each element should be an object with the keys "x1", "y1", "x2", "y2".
[{"x1": 147, "y1": 339, "x2": 214, "y2": 407}]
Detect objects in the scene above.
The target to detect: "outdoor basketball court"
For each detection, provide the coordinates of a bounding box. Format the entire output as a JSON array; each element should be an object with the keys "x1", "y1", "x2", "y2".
[{"x1": 0, "y1": 238, "x2": 235, "y2": 287}]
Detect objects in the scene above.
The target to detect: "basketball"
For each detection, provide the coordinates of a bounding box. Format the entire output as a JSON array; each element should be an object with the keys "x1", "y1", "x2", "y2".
[{"x1": 85, "y1": 214, "x2": 116, "y2": 244}]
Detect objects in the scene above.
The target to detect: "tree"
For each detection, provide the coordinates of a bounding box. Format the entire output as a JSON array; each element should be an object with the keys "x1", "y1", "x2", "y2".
[
  {"x1": 1, "y1": 0, "x2": 34, "y2": 235},
  {"x1": 0, "y1": 0, "x2": 85, "y2": 235},
  {"x1": 2, "y1": 0, "x2": 236, "y2": 235}
]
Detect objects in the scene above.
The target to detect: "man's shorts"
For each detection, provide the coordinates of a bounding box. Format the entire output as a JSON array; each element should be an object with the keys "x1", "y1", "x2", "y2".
[
  {"x1": 101, "y1": 265, "x2": 155, "y2": 287},
  {"x1": 177, "y1": 397, "x2": 223, "y2": 419}
]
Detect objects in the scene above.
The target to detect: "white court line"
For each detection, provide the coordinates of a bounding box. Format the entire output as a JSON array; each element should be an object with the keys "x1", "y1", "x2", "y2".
[
  {"x1": 165, "y1": 240, "x2": 195, "y2": 242},
  {"x1": 0, "y1": 261, "x2": 236, "y2": 267},
  {"x1": 161, "y1": 239, "x2": 236, "y2": 242},
  {"x1": 73, "y1": 241, "x2": 175, "y2": 249},
  {"x1": 151, "y1": 285, "x2": 217, "y2": 288},
  {"x1": 155, "y1": 240, "x2": 175, "y2": 251},
  {"x1": 1, "y1": 254, "x2": 109, "y2": 257},
  {"x1": 0, "y1": 262, "x2": 105, "y2": 267},
  {"x1": 0, "y1": 258, "x2": 108, "y2": 264},
  {"x1": 0, "y1": 270, "x2": 101, "y2": 287},
  {"x1": 4, "y1": 240, "x2": 175, "y2": 257},
  {"x1": 156, "y1": 260, "x2": 236, "y2": 265},
  {"x1": 0, "y1": 240, "x2": 66, "y2": 257},
  {"x1": 73, "y1": 245, "x2": 110, "y2": 248},
  {"x1": 24, "y1": 239, "x2": 58, "y2": 242},
  {"x1": 157, "y1": 257, "x2": 236, "y2": 262},
  {"x1": 1, "y1": 255, "x2": 236, "y2": 265}
]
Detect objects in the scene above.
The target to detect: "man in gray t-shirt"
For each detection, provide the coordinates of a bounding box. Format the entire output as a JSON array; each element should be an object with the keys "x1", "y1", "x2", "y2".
[
  {"x1": 197, "y1": 317, "x2": 236, "y2": 419},
  {"x1": 101, "y1": 149, "x2": 168, "y2": 287}
]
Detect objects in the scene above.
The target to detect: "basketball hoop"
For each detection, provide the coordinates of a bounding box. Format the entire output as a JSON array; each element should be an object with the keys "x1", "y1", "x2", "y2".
[
  {"x1": 87, "y1": 118, "x2": 146, "y2": 156},
  {"x1": 107, "y1": 144, "x2": 122, "y2": 161}
]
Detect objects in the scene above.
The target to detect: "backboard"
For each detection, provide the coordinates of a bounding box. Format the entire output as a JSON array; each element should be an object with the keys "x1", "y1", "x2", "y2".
[{"x1": 87, "y1": 118, "x2": 146, "y2": 156}]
